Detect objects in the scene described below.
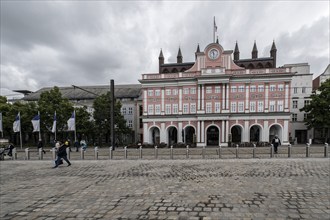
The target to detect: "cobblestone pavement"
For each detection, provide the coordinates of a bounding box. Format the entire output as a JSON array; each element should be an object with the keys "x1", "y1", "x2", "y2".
[{"x1": 0, "y1": 158, "x2": 329, "y2": 220}]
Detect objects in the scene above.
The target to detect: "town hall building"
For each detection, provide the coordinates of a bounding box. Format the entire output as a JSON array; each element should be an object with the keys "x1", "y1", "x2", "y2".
[{"x1": 140, "y1": 40, "x2": 294, "y2": 147}]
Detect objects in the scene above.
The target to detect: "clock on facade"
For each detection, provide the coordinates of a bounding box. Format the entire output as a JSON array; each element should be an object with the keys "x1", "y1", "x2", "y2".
[{"x1": 208, "y1": 48, "x2": 219, "y2": 60}]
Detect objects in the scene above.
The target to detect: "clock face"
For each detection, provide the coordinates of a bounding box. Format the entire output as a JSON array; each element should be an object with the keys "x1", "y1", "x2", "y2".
[{"x1": 208, "y1": 48, "x2": 219, "y2": 60}]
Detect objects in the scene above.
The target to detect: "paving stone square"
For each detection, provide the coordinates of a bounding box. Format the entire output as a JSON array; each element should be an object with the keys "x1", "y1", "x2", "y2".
[{"x1": 0, "y1": 158, "x2": 329, "y2": 219}]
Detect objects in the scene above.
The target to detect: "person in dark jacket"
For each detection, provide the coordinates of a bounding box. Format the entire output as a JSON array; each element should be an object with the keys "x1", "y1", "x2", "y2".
[
  {"x1": 53, "y1": 142, "x2": 71, "y2": 168},
  {"x1": 272, "y1": 135, "x2": 281, "y2": 154},
  {"x1": 37, "y1": 139, "x2": 46, "y2": 154}
]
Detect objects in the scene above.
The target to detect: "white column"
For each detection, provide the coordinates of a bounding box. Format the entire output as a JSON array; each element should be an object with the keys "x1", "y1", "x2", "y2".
[
  {"x1": 160, "y1": 123, "x2": 166, "y2": 143},
  {"x1": 221, "y1": 121, "x2": 225, "y2": 143},
  {"x1": 226, "y1": 84, "x2": 229, "y2": 110},
  {"x1": 161, "y1": 88, "x2": 165, "y2": 115},
  {"x1": 197, "y1": 121, "x2": 201, "y2": 143},
  {"x1": 178, "y1": 122, "x2": 183, "y2": 143},
  {"x1": 201, "y1": 121, "x2": 205, "y2": 144},
  {"x1": 201, "y1": 85, "x2": 205, "y2": 110},
  {"x1": 143, "y1": 123, "x2": 149, "y2": 143},
  {"x1": 225, "y1": 120, "x2": 229, "y2": 142},
  {"x1": 198, "y1": 85, "x2": 201, "y2": 110},
  {"x1": 143, "y1": 90, "x2": 147, "y2": 115},
  {"x1": 222, "y1": 84, "x2": 226, "y2": 110},
  {"x1": 245, "y1": 84, "x2": 250, "y2": 112},
  {"x1": 244, "y1": 120, "x2": 249, "y2": 142},
  {"x1": 265, "y1": 84, "x2": 269, "y2": 112},
  {"x1": 283, "y1": 120, "x2": 289, "y2": 144},
  {"x1": 263, "y1": 121, "x2": 269, "y2": 142},
  {"x1": 284, "y1": 83, "x2": 289, "y2": 111},
  {"x1": 179, "y1": 87, "x2": 182, "y2": 113}
]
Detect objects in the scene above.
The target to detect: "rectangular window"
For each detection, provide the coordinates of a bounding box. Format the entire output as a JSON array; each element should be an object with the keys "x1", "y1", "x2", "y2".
[
  {"x1": 258, "y1": 101, "x2": 264, "y2": 112},
  {"x1": 302, "y1": 87, "x2": 306, "y2": 93},
  {"x1": 155, "y1": 105, "x2": 160, "y2": 114},
  {"x1": 215, "y1": 86, "x2": 221, "y2": 93},
  {"x1": 250, "y1": 86, "x2": 256, "y2": 92},
  {"x1": 215, "y1": 102, "x2": 221, "y2": 113},
  {"x1": 258, "y1": 85, "x2": 264, "y2": 92},
  {"x1": 278, "y1": 84, "x2": 284, "y2": 91},
  {"x1": 165, "y1": 104, "x2": 171, "y2": 114},
  {"x1": 206, "y1": 102, "x2": 212, "y2": 113},
  {"x1": 231, "y1": 102, "x2": 237, "y2": 113},
  {"x1": 155, "y1": 90, "x2": 160, "y2": 96},
  {"x1": 238, "y1": 85, "x2": 244, "y2": 92},
  {"x1": 183, "y1": 88, "x2": 189, "y2": 95},
  {"x1": 277, "y1": 100, "x2": 283, "y2": 111},
  {"x1": 183, "y1": 104, "x2": 189, "y2": 114},
  {"x1": 121, "y1": 107, "x2": 127, "y2": 115},
  {"x1": 173, "y1": 104, "x2": 178, "y2": 114},
  {"x1": 190, "y1": 88, "x2": 196, "y2": 94},
  {"x1": 206, "y1": 87, "x2": 212, "y2": 94},
  {"x1": 270, "y1": 85, "x2": 276, "y2": 92},
  {"x1": 250, "y1": 101, "x2": 256, "y2": 112},
  {"x1": 148, "y1": 105, "x2": 153, "y2": 115},
  {"x1": 231, "y1": 86, "x2": 237, "y2": 93},
  {"x1": 148, "y1": 90, "x2": 154, "y2": 96},
  {"x1": 269, "y1": 101, "x2": 276, "y2": 112},
  {"x1": 238, "y1": 101, "x2": 244, "y2": 112},
  {"x1": 293, "y1": 87, "x2": 298, "y2": 94},
  {"x1": 304, "y1": 113, "x2": 308, "y2": 120},
  {"x1": 304, "y1": 100, "x2": 310, "y2": 106},
  {"x1": 293, "y1": 100, "x2": 298, "y2": 109},
  {"x1": 128, "y1": 120, "x2": 133, "y2": 128},
  {"x1": 190, "y1": 103, "x2": 196, "y2": 113},
  {"x1": 172, "y1": 89, "x2": 178, "y2": 95},
  {"x1": 166, "y1": 89, "x2": 171, "y2": 96},
  {"x1": 128, "y1": 107, "x2": 133, "y2": 115},
  {"x1": 292, "y1": 113, "x2": 297, "y2": 122}
]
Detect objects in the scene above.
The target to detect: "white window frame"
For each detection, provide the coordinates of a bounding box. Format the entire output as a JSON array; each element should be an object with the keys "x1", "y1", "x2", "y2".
[
  {"x1": 173, "y1": 104, "x2": 178, "y2": 114},
  {"x1": 128, "y1": 107, "x2": 133, "y2": 115},
  {"x1": 270, "y1": 85, "x2": 276, "y2": 92},
  {"x1": 155, "y1": 105, "x2": 160, "y2": 114},
  {"x1": 183, "y1": 88, "x2": 189, "y2": 95},
  {"x1": 302, "y1": 87, "x2": 306, "y2": 93},
  {"x1": 231, "y1": 86, "x2": 237, "y2": 93},
  {"x1": 238, "y1": 101, "x2": 244, "y2": 112},
  {"x1": 293, "y1": 100, "x2": 298, "y2": 109},
  {"x1": 148, "y1": 105, "x2": 154, "y2": 115},
  {"x1": 206, "y1": 102, "x2": 212, "y2": 113},
  {"x1": 206, "y1": 87, "x2": 212, "y2": 94},
  {"x1": 231, "y1": 102, "x2": 237, "y2": 113},
  {"x1": 250, "y1": 86, "x2": 256, "y2": 92},
  {"x1": 293, "y1": 87, "x2": 298, "y2": 94},
  {"x1": 250, "y1": 101, "x2": 256, "y2": 112},
  {"x1": 238, "y1": 85, "x2": 245, "y2": 92},
  {"x1": 292, "y1": 113, "x2": 297, "y2": 122},
  {"x1": 172, "y1": 89, "x2": 178, "y2": 95},
  {"x1": 215, "y1": 102, "x2": 221, "y2": 113},
  {"x1": 257, "y1": 101, "x2": 264, "y2": 112},
  {"x1": 190, "y1": 88, "x2": 196, "y2": 94},
  {"x1": 269, "y1": 101, "x2": 276, "y2": 112},
  {"x1": 166, "y1": 89, "x2": 171, "y2": 96},
  {"x1": 122, "y1": 107, "x2": 127, "y2": 115},
  {"x1": 258, "y1": 85, "x2": 264, "y2": 92},
  {"x1": 165, "y1": 104, "x2": 171, "y2": 114},
  {"x1": 215, "y1": 86, "x2": 221, "y2": 93},
  {"x1": 190, "y1": 103, "x2": 196, "y2": 113},
  {"x1": 278, "y1": 84, "x2": 284, "y2": 91},
  {"x1": 155, "y1": 90, "x2": 160, "y2": 96},
  {"x1": 148, "y1": 90, "x2": 154, "y2": 97},
  {"x1": 277, "y1": 100, "x2": 283, "y2": 112},
  {"x1": 183, "y1": 104, "x2": 189, "y2": 114}
]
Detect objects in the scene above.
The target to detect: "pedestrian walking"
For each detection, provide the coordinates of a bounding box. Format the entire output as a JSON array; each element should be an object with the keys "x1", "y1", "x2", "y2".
[
  {"x1": 272, "y1": 135, "x2": 281, "y2": 154},
  {"x1": 74, "y1": 140, "x2": 80, "y2": 152},
  {"x1": 53, "y1": 141, "x2": 71, "y2": 168},
  {"x1": 37, "y1": 139, "x2": 46, "y2": 154}
]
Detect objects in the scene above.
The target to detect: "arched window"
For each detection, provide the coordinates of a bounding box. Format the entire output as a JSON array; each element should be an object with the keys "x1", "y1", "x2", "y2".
[
  {"x1": 163, "y1": 68, "x2": 169, "y2": 73},
  {"x1": 257, "y1": 63, "x2": 263, "y2": 69},
  {"x1": 247, "y1": 63, "x2": 255, "y2": 69}
]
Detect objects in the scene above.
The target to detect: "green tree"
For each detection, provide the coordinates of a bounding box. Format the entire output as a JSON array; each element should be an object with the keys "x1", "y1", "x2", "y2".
[
  {"x1": 300, "y1": 78, "x2": 330, "y2": 141},
  {"x1": 93, "y1": 92, "x2": 130, "y2": 146}
]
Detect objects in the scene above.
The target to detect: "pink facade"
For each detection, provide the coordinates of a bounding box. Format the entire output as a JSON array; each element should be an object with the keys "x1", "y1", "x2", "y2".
[{"x1": 140, "y1": 43, "x2": 294, "y2": 147}]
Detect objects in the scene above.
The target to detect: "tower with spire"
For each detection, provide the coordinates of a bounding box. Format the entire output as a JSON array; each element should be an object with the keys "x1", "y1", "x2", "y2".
[
  {"x1": 158, "y1": 49, "x2": 164, "y2": 73},
  {"x1": 177, "y1": 47, "x2": 183, "y2": 64},
  {"x1": 234, "y1": 41, "x2": 240, "y2": 60},
  {"x1": 270, "y1": 40, "x2": 277, "y2": 67},
  {"x1": 252, "y1": 41, "x2": 258, "y2": 59}
]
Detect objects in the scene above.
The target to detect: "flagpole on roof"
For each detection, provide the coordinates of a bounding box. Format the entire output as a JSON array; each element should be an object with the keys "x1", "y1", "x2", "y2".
[{"x1": 19, "y1": 112, "x2": 22, "y2": 149}]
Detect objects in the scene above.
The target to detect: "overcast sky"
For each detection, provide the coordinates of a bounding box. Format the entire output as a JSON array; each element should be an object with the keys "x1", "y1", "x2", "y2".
[{"x1": 1, "y1": 1, "x2": 329, "y2": 98}]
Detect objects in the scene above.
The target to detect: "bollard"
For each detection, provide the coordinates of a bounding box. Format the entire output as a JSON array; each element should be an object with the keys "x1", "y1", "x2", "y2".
[
  {"x1": 186, "y1": 145, "x2": 189, "y2": 159},
  {"x1": 139, "y1": 146, "x2": 143, "y2": 159},
  {"x1": 202, "y1": 146, "x2": 205, "y2": 159},
  {"x1": 236, "y1": 144, "x2": 239, "y2": 159},
  {"x1": 288, "y1": 144, "x2": 292, "y2": 158},
  {"x1": 25, "y1": 148, "x2": 30, "y2": 160},
  {"x1": 270, "y1": 144, "x2": 274, "y2": 158},
  {"x1": 39, "y1": 148, "x2": 43, "y2": 160},
  {"x1": 66, "y1": 147, "x2": 70, "y2": 160},
  {"x1": 170, "y1": 146, "x2": 173, "y2": 159},
  {"x1": 253, "y1": 144, "x2": 256, "y2": 158},
  {"x1": 218, "y1": 145, "x2": 222, "y2": 159},
  {"x1": 51, "y1": 148, "x2": 56, "y2": 160},
  {"x1": 12, "y1": 148, "x2": 17, "y2": 160},
  {"x1": 324, "y1": 143, "x2": 328, "y2": 158},
  {"x1": 124, "y1": 146, "x2": 127, "y2": 159},
  {"x1": 154, "y1": 146, "x2": 158, "y2": 159},
  {"x1": 94, "y1": 147, "x2": 98, "y2": 160},
  {"x1": 306, "y1": 143, "x2": 310, "y2": 158},
  {"x1": 80, "y1": 147, "x2": 85, "y2": 160},
  {"x1": 109, "y1": 146, "x2": 113, "y2": 160}
]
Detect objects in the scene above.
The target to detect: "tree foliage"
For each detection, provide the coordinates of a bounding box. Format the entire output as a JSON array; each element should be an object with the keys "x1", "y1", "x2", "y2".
[{"x1": 300, "y1": 78, "x2": 330, "y2": 130}]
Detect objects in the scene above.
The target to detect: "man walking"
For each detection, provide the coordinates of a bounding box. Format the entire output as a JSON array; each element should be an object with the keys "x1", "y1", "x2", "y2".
[
  {"x1": 272, "y1": 135, "x2": 281, "y2": 154},
  {"x1": 53, "y1": 142, "x2": 71, "y2": 168}
]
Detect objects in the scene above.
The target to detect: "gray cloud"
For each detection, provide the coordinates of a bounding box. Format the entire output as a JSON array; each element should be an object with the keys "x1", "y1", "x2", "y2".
[{"x1": 1, "y1": 1, "x2": 329, "y2": 98}]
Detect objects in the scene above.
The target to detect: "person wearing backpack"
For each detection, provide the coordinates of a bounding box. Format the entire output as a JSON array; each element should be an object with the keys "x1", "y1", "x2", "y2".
[{"x1": 272, "y1": 135, "x2": 281, "y2": 154}]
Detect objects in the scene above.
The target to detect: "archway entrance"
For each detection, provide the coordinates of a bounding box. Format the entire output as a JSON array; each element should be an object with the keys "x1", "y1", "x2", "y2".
[
  {"x1": 168, "y1": 127, "x2": 177, "y2": 146},
  {"x1": 250, "y1": 125, "x2": 261, "y2": 142},
  {"x1": 207, "y1": 126, "x2": 219, "y2": 146},
  {"x1": 231, "y1": 126, "x2": 242, "y2": 143},
  {"x1": 184, "y1": 126, "x2": 195, "y2": 146},
  {"x1": 149, "y1": 127, "x2": 160, "y2": 145},
  {"x1": 269, "y1": 124, "x2": 282, "y2": 143}
]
